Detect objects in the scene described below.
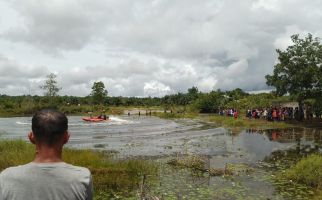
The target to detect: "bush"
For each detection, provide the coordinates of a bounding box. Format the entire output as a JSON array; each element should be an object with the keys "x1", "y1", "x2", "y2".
[{"x1": 284, "y1": 154, "x2": 322, "y2": 189}]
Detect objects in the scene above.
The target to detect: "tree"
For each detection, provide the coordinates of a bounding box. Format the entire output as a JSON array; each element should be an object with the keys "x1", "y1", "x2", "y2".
[
  {"x1": 40, "y1": 73, "x2": 61, "y2": 97},
  {"x1": 91, "y1": 81, "x2": 108, "y2": 105},
  {"x1": 265, "y1": 33, "x2": 322, "y2": 119},
  {"x1": 193, "y1": 91, "x2": 224, "y2": 113},
  {"x1": 187, "y1": 86, "x2": 199, "y2": 102},
  {"x1": 226, "y1": 88, "x2": 248, "y2": 101}
]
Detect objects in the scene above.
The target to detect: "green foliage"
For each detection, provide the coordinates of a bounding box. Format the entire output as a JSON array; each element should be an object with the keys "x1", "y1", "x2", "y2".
[
  {"x1": 312, "y1": 97, "x2": 322, "y2": 118},
  {"x1": 192, "y1": 91, "x2": 224, "y2": 113},
  {"x1": 266, "y1": 33, "x2": 322, "y2": 102},
  {"x1": 283, "y1": 154, "x2": 322, "y2": 189},
  {"x1": 225, "y1": 93, "x2": 275, "y2": 110},
  {"x1": 167, "y1": 155, "x2": 205, "y2": 170},
  {"x1": 225, "y1": 88, "x2": 249, "y2": 101},
  {"x1": 91, "y1": 81, "x2": 108, "y2": 105},
  {"x1": 40, "y1": 73, "x2": 61, "y2": 97},
  {"x1": 187, "y1": 86, "x2": 199, "y2": 102}
]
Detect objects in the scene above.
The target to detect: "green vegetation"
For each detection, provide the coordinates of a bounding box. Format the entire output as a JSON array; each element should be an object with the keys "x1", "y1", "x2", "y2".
[
  {"x1": 263, "y1": 150, "x2": 322, "y2": 200},
  {"x1": 0, "y1": 140, "x2": 158, "y2": 199},
  {"x1": 91, "y1": 81, "x2": 108, "y2": 105},
  {"x1": 167, "y1": 155, "x2": 255, "y2": 177},
  {"x1": 274, "y1": 154, "x2": 322, "y2": 200},
  {"x1": 153, "y1": 111, "x2": 198, "y2": 119},
  {"x1": 167, "y1": 155, "x2": 206, "y2": 171},
  {"x1": 283, "y1": 154, "x2": 322, "y2": 189},
  {"x1": 40, "y1": 73, "x2": 61, "y2": 97},
  {"x1": 266, "y1": 33, "x2": 322, "y2": 119}
]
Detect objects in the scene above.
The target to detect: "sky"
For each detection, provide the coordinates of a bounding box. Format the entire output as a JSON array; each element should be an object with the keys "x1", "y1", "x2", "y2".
[{"x1": 0, "y1": 0, "x2": 321, "y2": 97}]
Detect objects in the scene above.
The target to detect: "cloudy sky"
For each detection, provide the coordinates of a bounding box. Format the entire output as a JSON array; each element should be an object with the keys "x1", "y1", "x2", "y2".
[{"x1": 0, "y1": 0, "x2": 321, "y2": 97}]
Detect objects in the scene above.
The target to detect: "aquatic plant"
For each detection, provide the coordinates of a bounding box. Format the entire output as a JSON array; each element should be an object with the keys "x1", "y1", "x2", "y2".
[
  {"x1": 283, "y1": 154, "x2": 322, "y2": 189},
  {"x1": 154, "y1": 112, "x2": 198, "y2": 119},
  {"x1": 167, "y1": 155, "x2": 206, "y2": 171}
]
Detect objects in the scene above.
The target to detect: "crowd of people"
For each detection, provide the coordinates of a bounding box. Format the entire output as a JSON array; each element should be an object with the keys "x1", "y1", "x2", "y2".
[
  {"x1": 219, "y1": 108, "x2": 239, "y2": 118},
  {"x1": 246, "y1": 107, "x2": 307, "y2": 121},
  {"x1": 219, "y1": 106, "x2": 314, "y2": 121}
]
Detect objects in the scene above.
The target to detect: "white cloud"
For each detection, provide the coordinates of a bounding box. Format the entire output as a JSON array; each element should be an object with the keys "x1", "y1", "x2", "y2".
[
  {"x1": 143, "y1": 80, "x2": 173, "y2": 97},
  {"x1": 0, "y1": 54, "x2": 49, "y2": 95},
  {"x1": 0, "y1": 0, "x2": 322, "y2": 96}
]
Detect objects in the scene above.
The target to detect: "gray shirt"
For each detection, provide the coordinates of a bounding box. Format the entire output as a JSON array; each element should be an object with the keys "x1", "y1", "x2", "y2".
[{"x1": 0, "y1": 162, "x2": 93, "y2": 200}]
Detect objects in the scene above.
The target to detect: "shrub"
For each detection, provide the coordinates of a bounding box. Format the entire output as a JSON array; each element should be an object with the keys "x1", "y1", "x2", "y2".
[{"x1": 284, "y1": 154, "x2": 322, "y2": 189}]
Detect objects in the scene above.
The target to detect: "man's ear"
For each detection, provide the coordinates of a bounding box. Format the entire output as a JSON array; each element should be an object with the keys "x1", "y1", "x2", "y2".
[
  {"x1": 28, "y1": 132, "x2": 36, "y2": 144},
  {"x1": 63, "y1": 131, "x2": 70, "y2": 144}
]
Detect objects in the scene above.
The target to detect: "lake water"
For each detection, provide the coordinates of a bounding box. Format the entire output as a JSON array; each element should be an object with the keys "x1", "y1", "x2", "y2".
[
  {"x1": 1, "y1": 115, "x2": 321, "y2": 199},
  {"x1": 0, "y1": 115, "x2": 320, "y2": 159}
]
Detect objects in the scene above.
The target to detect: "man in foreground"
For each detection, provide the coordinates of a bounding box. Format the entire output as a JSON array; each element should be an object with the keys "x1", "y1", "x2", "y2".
[{"x1": 0, "y1": 109, "x2": 93, "y2": 200}]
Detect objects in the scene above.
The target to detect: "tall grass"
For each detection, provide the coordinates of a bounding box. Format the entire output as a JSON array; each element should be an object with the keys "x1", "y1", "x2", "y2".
[
  {"x1": 154, "y1": 112, "x2": 198, "y2": 119},
  {"x1": 0, "y1": 140, "x2": 158, "y2": 199},
  {"x1": 284, "y1": 154, "x2": 322, "y2": 189}
]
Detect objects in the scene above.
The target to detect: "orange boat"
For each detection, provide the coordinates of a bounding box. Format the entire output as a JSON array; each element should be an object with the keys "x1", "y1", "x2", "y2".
[{"x1": 82, "y1": 116, "x2": 108, "y2": 122}]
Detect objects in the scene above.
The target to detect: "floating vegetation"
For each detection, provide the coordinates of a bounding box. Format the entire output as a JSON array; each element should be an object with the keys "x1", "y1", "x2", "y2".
[
  {"x1": 262, "y1": 149, "x2": 322, "y2": 199},
  {"x1": 283, "y1": 154, "x2": 322, "y2": 189},
  {"x1": 208, "y1": 167, "x2": 232, "y2": 176},
  {"x1": 167, "y1": 155, "x2": 254, "y2": 178},
  {"x1": 167, "y1": 155, "x2": 206, "y2": 171},
  {"x1": 93, "y1": 144, "x2": 106, "y2": 148}
]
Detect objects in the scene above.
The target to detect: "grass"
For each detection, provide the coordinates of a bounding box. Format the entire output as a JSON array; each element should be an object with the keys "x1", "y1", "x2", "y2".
[
  {"x1": 0, "y1": 140, "x2": 158, "y2": 199},
  {"x1": 167, "y1": 155, "x2": 238, "y2": 177},
  {"x1": 283, "y1": 154, "x2": 322, "y2": 189},
  {"x1": 167, "y1": 155, "x2": 206, "y2": 171},
  {"x1": 273, "y1": 154, "x2": 322, "y2": 199},
  {"x1": 153, "y1": 112, "x2": 198, "y2": 119}
]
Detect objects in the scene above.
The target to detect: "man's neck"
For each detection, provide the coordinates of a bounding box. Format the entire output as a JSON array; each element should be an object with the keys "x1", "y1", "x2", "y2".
[{"x1": 33, "y1": 145, "x2": 63, "y2": 163}]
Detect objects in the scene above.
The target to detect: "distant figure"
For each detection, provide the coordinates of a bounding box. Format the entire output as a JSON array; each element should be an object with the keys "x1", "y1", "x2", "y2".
[
  {"x1": 233, "y1": 110, "x2": 238, "y2": 119},
  {"x1": 128, "y1": 112, "x2": 130, "y2": 116},
  {"x1": 0, "y1": 109, "x2": 93, "y2": 200}
]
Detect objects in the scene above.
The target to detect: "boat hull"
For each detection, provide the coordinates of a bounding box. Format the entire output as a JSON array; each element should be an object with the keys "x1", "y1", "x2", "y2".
[{"x1": 82, "y1": 117, "x2": 106, "y2": 122}]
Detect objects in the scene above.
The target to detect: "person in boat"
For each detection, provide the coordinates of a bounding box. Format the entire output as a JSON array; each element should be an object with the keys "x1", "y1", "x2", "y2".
[{"x1": 0, "y1": 109, "x2": 93, "y2": 200}]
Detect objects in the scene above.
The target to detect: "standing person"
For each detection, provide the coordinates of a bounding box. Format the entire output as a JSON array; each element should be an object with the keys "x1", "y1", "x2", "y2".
[
  {"x1": 272, "y1": 108, "x2": 277, "y2": 121},
  {"x1": 0, "y1": 109, "x2": 93, "y2": 200},
  {"x1": 233, "y1": 110, "x2": 238, "y2": 119}
]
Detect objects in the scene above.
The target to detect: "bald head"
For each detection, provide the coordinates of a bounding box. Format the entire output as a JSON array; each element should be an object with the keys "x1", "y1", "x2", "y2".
[{"x1": 32, "y1": 109, "x2": 68, "y2": 146}]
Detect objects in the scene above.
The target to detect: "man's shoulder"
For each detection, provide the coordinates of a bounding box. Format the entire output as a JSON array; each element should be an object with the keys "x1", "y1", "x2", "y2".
[
  {"x1": 62, "y1": 163, "x2": 91, "y2": 175},
  {"x1": 0, "y1": 162, "x2": 91, "y2": 178},
  {"x1": 0, "y1": 164, "x2": 28, "y2": 177}
]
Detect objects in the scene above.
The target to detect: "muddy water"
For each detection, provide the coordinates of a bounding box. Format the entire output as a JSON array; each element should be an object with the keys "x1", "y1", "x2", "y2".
[
  {"x1": 0, "y1": 115, "x2": 321, "y2": 199},
  {"x1": 1, "y1": 116, "x2": 320, "y2": 158}
]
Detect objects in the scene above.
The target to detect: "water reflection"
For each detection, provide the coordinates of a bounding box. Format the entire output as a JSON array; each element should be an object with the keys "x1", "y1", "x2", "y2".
[{"x1": 245, "y1": 128, "x2": 322, "y2": 153}]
